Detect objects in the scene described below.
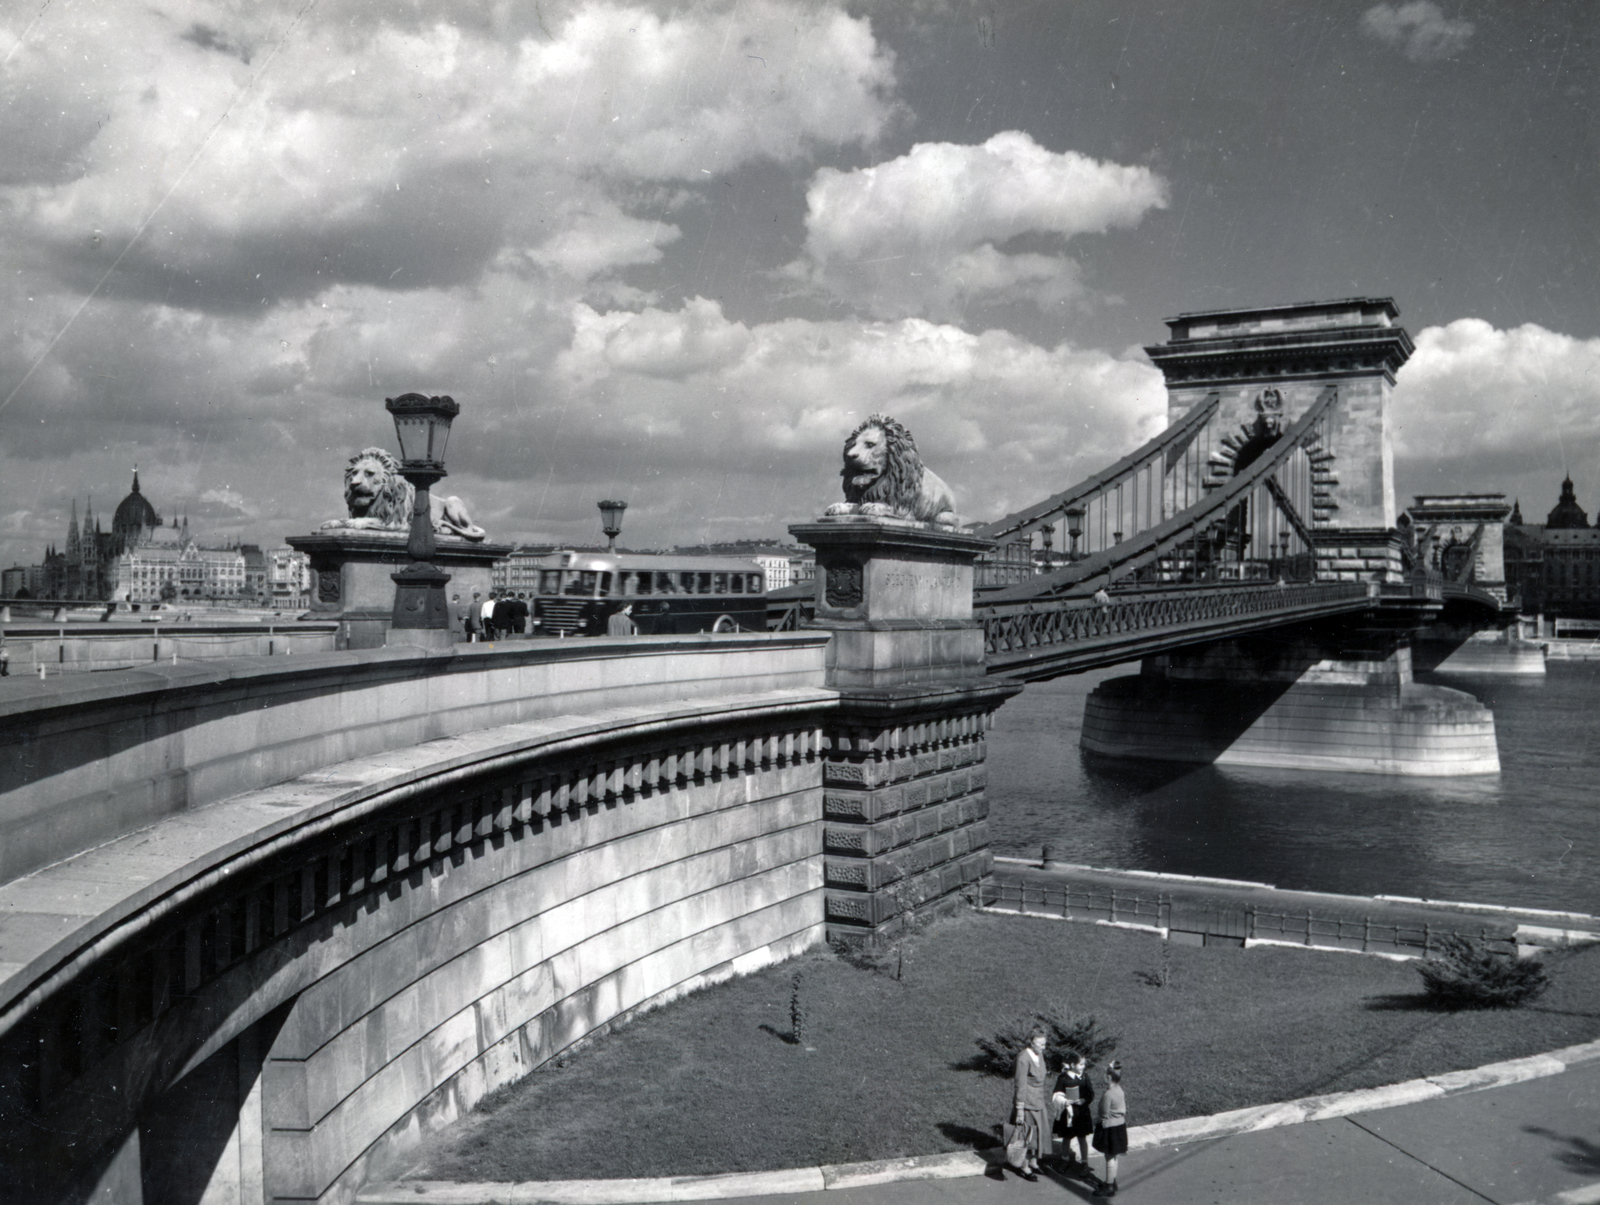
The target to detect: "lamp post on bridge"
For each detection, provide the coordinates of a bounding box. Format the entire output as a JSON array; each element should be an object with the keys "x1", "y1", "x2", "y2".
[
  {"x1": 598, "y1": 500, "x2": 627, "y2": 551},
  {"x1": 1065, "y1": 506, "x2": 1084, "y2": 561},
  {"x1": 1039, "y1": 522, "x2": 1053, "y2": 572},
  {"x1": 386, "y1": 392, "x2": 458, "y2": 647}
]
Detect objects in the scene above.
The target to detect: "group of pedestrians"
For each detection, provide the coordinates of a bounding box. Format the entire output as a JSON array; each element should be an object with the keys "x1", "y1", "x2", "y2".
[
  {"x1": 1006, "y1": 1030, "x2": 1127, "y2": 1196},
  {"x1": 454, "y1": 589, "x2": 532, "y2": 642}
]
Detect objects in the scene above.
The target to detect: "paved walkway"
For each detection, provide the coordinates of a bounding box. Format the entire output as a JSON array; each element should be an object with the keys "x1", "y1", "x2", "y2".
[{"x1": 362, "y1": 1045, "x2": 1600, "y2": 1205}]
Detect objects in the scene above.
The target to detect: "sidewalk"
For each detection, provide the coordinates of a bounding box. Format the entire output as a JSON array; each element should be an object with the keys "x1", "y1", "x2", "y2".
[{"x1": 361, "y1": 1044, "x2": 1600, "y2": 1205}]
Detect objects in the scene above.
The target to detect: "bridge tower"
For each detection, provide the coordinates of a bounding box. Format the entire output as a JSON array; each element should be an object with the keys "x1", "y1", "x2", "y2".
[
  {"x1": 1146, "y1": 297, "x2": 1413, "y2": 582},
  {"x1": 1080, "y1": 298, "x2": 1505, "y2": 775}
]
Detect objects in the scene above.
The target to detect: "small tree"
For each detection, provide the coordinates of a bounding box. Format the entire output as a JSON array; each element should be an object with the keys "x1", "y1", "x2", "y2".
[
  {"x1": 1417, "y1": 935, "x2": 1549, "y2": 1009},
  {"x1": 969, "y1": 1007, "x2": 1118, "y2": 1076},
  {"x1": 159, "y1": 580, "x2": 178, "y2": 604},
  {"x1": 789, "y1": 970, "x2": 808, "y2": 1046}
]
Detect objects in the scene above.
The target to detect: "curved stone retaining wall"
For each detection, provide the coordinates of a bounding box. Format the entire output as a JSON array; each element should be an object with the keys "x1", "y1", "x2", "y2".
[
  {"x1": 0, "y1": 634, "x2": 825, "y2": 884},
  {"x1": 0, "y1": 637, "x2": 836, "y2": 1205}
]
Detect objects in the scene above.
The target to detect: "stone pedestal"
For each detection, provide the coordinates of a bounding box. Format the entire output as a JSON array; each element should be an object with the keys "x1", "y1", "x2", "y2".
[
  {"x1": 792, "y1": 518, "x2": 1022, "y2": 945},
  {"x1": 1415, "y1": 626, "x2": 1546, "y2": 676},
  {"x1": 1081, "y1": 624, "x2": 1501, "y2": 775},
  {"x1": 285, "y1": 531, "x2": 512, "y2": 650},
  {"x1": 1311, "y1": 528, "x2": 1407, "y2": 585}
]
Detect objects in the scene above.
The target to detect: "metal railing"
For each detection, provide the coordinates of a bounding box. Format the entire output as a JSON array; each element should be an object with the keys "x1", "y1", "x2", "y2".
[
  {"x1": 978, "y1": 580, "x2": 1374, "y2": 677},
  {"x1": 977, "y1": 879, "x2": 1518, "y2": 958}
]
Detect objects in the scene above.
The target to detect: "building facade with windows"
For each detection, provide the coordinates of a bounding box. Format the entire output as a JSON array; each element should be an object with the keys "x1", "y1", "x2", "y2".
[{"x1": 1503, "y1": 478, "x2": 1600, "y2": 620}]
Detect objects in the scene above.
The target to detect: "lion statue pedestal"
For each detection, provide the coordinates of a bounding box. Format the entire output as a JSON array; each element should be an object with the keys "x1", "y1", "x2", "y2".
[
  {"x1": 285, "y1": 530, "x2": 513, "y2": 650},
  {"x1": 789, "y1": 414, "x2": 1021, "y2": 949},
  {"x1": 287, "y1": 445, "x2": 508, "y2": 649}
]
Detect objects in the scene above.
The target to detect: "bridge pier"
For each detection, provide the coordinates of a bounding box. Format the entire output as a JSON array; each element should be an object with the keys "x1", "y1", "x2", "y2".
[
  {"x1": 1080, "y1": 622, "x2": 1500, "y2": 775},
  {"x1": 792, "y1": 519, "x2": 1021, "y2": 945}
]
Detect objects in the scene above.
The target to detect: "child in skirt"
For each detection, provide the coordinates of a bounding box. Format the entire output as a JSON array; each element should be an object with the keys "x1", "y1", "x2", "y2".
[
  {"x1": 1052, "y1": 1052, "x2": 1095, "y2": 1172},
  {"x1": 1092, "y1": 1059, "x2": 1127, "y2": 1196}
]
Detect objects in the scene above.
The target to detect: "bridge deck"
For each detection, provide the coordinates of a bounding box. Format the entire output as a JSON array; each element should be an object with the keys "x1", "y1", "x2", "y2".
[{"x1": 980, "y1": 580, "x2": 1380, "y2": 680}]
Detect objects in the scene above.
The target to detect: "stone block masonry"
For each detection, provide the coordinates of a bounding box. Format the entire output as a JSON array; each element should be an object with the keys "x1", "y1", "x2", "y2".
[{"x1": 792, "y1": 518, "x2": 1022, "y2": 946}]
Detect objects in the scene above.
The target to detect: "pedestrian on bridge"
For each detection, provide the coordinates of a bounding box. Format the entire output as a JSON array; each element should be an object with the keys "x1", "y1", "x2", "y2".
[
  {"x1": 607, "y1": 603, "x2": 637, "y2": 636},
  {"x1": 480, "y1": 591, "x2": 498, "y2": 641}
]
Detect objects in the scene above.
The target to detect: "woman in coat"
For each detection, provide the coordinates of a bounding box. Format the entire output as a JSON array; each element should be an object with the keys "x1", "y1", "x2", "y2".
[
  {"x1": 1006, "y1": 1028, "x2": 1049, "y2": 1181},
  {"x1": 1092, "y1": 1059, "x2": 1128, "y2": 1197},
  {"x1": 1052, "y1": 1052, "x2": 1095, "y2": 1172}
]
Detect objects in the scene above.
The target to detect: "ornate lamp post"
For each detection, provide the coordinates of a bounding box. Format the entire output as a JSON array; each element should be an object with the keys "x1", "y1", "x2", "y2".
[
  {"x1": 386, "y1": 392, "x2": 459, "y2": 645},
  {"x1": 598, "y1": 500, "x2": 627, "y2": 551},
  {"x1": 1065, "y1": 506, "x2": 1084, "y2": 561},
  {"x1": 1039, "y1": 522, "x2": 1053, "y2": 571}
]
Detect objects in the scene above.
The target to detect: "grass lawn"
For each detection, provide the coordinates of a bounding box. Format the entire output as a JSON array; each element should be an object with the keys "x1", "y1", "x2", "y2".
[{"x1": 409, "y1": 911, "x2": 1600, "y2": 1183}]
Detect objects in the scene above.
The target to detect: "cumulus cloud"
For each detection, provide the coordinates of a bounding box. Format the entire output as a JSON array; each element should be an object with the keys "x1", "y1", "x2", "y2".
[
  {"x1": 1392, "y1": 319, "x2": 1600, "y2": 503},
  {"x1": 549, "y1": 296, "x2": 1168, "y2": 528},
  {"x1": 783, "y1": 131, "x2": 1167, "y2": 319},
  {"x1": 0, "y1": 0, "x2": 902, "y2": 563},
  {"x1": 1360, "y1": 3, "x2": 1474, "y2": 63},
  {"x1": 3, "y1": 0, "x2": 897, "y2": 310}
]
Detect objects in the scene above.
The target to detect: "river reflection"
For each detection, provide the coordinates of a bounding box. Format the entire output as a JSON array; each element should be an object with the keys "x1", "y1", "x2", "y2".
[{"x1": 985, "y1": 661, "x2": 1600, "y2": 914}]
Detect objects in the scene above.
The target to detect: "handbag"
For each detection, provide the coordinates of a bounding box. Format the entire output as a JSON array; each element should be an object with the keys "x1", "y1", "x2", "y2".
[{"x1": 1003, "y1": 1120, "x2": 1028, "y2": 1167}]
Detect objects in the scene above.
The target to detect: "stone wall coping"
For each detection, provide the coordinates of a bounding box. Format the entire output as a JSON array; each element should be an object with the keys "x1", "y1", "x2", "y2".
[
  {"x1": 804, "y1": 618, "x2": 980, "y2": 632},
  {"x1": 789, "y1": 519, "x2": 995, "y2": 558},
  {"x1": 0, "y1": 631, "x2": 834, "y2": 728},
  {"x1": 0, "y1": 685, "x2": 839, "y2": 1042},
  {"x1": 284, "y1": 531, "x2": 516, "y2": 559},
  {"x1": 834, "y1": 679, "x2": 1024, "y2": 719}
]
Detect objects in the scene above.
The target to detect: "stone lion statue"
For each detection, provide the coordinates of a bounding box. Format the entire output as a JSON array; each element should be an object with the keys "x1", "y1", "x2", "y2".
[
  {"x1": 823, "y1": 414, "x2": 958, "y2": 526},
  {"x1": 320, "y1": 447, "x2": 487, "y2": 541}
]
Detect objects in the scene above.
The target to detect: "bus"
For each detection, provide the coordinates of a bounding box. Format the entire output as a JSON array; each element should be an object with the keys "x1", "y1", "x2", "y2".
[{"x1": 523, "y1": 550, "x2": 769, "y2": 636}]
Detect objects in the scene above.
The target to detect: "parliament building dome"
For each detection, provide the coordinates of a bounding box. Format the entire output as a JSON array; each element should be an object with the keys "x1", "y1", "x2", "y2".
[{"x1": 112, "y1": 470, "x2": 162, "y2": 548}]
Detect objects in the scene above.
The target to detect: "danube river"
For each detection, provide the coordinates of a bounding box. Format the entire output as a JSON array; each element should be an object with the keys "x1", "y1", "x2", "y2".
[{"x1": 985, "y1": 660, "x2": 1600, "y2": 916}]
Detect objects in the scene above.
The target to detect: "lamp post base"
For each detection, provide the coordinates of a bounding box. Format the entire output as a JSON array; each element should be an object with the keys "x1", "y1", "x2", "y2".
[{"x1": 390, "y1": 561, "x2": 452, "y2": 636}]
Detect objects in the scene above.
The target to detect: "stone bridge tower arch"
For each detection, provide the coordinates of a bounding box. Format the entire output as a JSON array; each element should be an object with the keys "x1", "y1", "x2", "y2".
[{"x1": 1146, "y1": 297, "x2": 1415, "y2": 581}]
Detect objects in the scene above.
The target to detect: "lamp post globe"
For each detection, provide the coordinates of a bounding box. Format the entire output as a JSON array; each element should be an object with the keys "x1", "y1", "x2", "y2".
[
  {"x1": 385, "y1": 393, "x2": 459, "y2": 643},
  {"x1": 598, "y1": 500, "x2": 627, "y2": 551}
]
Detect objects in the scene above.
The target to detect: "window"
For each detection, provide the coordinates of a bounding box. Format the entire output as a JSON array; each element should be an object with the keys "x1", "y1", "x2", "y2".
[
  {"x1": 698, "y1": 573, "x2": 713, "y2": 594},
  {"x1": 749, "y1": 573, "x2": 763, "y2": 593},
  {"x1": 730, "y1": 573, "x2": 743, "y2": 593},
  {"x1": 657, "y1": 572, "x2": 677, "y2": 593},
  {"x1": 635, "y1": 573, "x2": 652, "y2": 595},
  {"x1": 680, "y1": 572, "x2": 697, "y2": 594},
  {"x1": 599, "y1": 572, "x2": 613, "y2": 597},
  {"x1": 713, "y1": 573, "x2": 728, "y2": 594}
]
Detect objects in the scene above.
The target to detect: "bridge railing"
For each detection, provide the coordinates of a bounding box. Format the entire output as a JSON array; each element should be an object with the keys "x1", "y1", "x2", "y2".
[{"x1": 979, "y1": 580, "x2": 1376, "y2": 667}]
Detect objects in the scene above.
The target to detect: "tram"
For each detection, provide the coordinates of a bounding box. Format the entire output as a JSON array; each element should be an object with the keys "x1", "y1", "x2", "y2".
[{"x1": 524, "y1": 550, "x2": 769, "y2": 636}]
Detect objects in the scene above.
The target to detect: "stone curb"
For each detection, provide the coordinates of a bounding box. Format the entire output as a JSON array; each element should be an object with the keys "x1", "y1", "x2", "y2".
[{"x1": 356, "y1": 1039, "x2": 1600, "y2": 1205}]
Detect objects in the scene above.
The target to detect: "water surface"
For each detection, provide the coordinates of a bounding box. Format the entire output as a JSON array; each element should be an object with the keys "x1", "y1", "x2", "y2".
[{"x1": 985, "y1": 661, "x2": 1600, "y2": 915}]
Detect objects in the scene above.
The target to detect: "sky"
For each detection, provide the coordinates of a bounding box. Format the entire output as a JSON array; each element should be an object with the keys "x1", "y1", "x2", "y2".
[{"x1": 0, "y1": 0, "x2": 1596, "y2": 565}]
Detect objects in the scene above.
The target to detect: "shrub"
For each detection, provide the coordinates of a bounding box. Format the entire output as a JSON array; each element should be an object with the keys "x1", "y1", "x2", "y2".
[
  {"x1": 967, "y1": 1007, "x2": 1119, "y2": 1077},
  {"x1": 1416, "y1": 935, "x2": 1549, "y2": 1009}
]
